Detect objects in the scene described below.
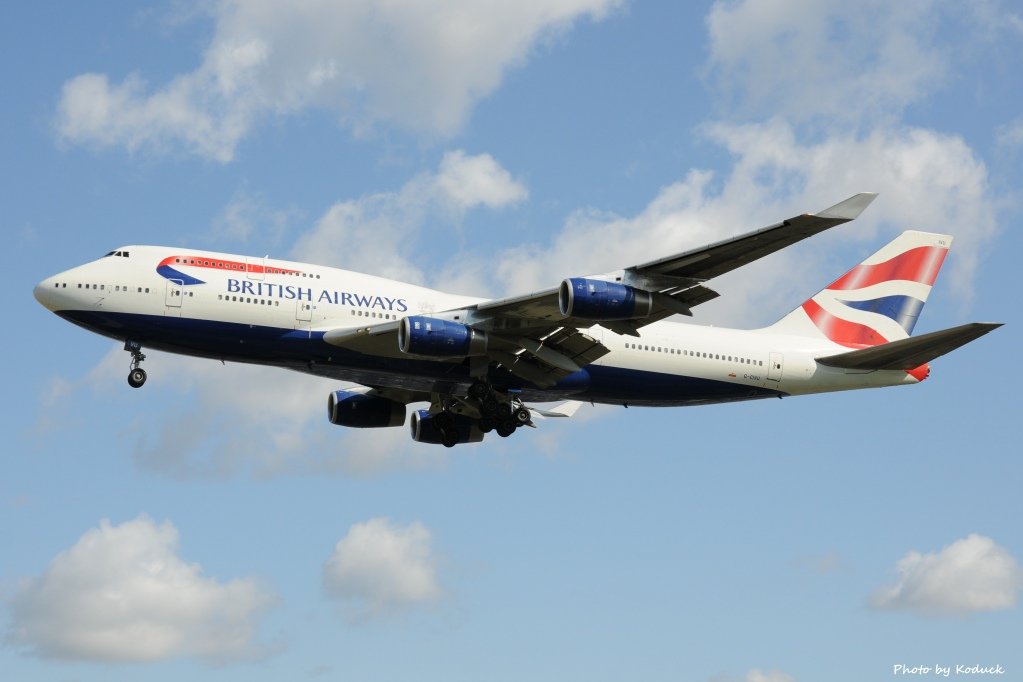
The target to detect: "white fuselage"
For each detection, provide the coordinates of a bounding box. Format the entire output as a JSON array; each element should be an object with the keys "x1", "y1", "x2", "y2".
[{"x1": 34, "y1": 245, "x2": 922, "y2": 406}]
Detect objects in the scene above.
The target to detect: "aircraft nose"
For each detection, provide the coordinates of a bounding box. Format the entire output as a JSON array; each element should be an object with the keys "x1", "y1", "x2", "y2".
[{"x1": 34, "y1": 276, "x2": 57, "y2": 310}]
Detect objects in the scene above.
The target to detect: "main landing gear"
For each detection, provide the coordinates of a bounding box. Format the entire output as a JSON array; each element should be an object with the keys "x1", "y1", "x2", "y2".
[
  {"x1": 124, "y1": 340, "x2": 147, "y2": 388},
  {"x1": 469, "y1": 380, "x2": 532, "y2": 439},
  {"x1": 425, "y1": 381, "x2": 534, "y2": 447}
]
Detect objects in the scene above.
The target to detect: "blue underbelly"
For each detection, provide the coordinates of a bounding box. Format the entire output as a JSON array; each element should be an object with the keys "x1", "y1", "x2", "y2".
[{"x1": 56, "y1": 311, "x2": 784, "y2": 406}]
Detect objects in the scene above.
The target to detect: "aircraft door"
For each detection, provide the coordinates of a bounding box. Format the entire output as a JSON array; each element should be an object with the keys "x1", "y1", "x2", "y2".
[
  {"x1": 296, "y1": 300, "x2": 313, "y2": 323},
  {"x1": 246, "y1": 256, "x2": 265, "y2": 281},
  {"x1": 165, "y1": 278, "x2": 183, "y2": 314},
  {"x1": 767, "y1": 352, "x2": 784, "y2": 382}
]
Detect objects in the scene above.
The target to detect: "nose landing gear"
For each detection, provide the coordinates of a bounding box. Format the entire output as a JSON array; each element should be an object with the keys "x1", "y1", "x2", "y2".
[{"x1": 124, "y1": 340, "x2": 147, "y2": 388}]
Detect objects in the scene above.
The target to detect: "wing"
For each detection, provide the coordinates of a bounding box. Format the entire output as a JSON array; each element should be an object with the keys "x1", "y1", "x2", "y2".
[
  {"x1": 325, "y1": 193, "x2": 877, "y2": 387},
  {"x1": 475, "y1": 192, "x2": 876, "y2": 328}
]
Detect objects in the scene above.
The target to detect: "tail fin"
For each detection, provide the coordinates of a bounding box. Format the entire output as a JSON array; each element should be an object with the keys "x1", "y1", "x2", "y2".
[{"x1": 766, "y1": 231, "x2": 951, "y2": 347}]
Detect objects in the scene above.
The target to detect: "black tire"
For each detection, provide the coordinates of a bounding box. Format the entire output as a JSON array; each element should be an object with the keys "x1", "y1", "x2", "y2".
[
  {"x1": 479, "y1": 417, "x2": 495, "y2": 433},
  {"x1": 481, "y1": 394, "x2": 500, "y2": 417},
  {"x1": 127, "y1": 368, "x2": 147, "y2": 388},
  {"x1": 468, "y1": 381, "x2": 489, "y2": 400},
  {"x1": 496, "y1": 419, "x2": 516, "y2": 438},
  {"x1": 442, "y1": 430, "x2": 459, "y2": 448},
  {"x1": 513, "y1": 406, "x2": 531, "y2": 425}
]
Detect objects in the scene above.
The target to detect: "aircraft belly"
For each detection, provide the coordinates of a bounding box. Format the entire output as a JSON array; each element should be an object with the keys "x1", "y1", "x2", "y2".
[
  {"x1": 580, "y1": 365, "x2": 785, "y2": 406},
  {"x1": 58, "y1": 311, "x2": 788, "y2": 405}
]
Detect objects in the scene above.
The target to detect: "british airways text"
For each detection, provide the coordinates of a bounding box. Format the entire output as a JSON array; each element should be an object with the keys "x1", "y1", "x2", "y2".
[{"x1": 227, "y1": 279, "x2": 408, "y2": 311}]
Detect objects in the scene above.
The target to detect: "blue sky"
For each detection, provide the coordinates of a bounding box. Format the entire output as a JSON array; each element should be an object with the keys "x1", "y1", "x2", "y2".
[{"x1": 3, "y1": 2, "x2": 1022, "y2": 681}]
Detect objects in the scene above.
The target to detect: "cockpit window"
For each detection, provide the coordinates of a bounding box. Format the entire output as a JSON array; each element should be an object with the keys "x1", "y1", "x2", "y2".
[
  {"x1": 105, "y1": 251, "x2": 116, "y2": 257},
  {"x1": 104, "y1": 250, "x2": 131, "y2": 258}
]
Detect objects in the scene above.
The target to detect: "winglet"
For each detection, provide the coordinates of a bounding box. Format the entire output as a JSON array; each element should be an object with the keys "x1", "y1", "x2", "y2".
[{"x1": 815, "y1": 192, "x2": 878, "y2": 221}]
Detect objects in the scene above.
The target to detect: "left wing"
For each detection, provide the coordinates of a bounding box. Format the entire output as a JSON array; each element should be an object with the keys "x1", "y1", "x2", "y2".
[{"x1": 325, "y1": 193, "x2": 877, "y2": 387}]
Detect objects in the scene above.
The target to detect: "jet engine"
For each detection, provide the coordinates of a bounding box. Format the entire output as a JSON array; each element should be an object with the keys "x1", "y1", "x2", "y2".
[
  {"x1": 559, "y1": 278, "x2": 653, "y2": 320},
  {"x1": 327, "y1": 390, "x2": 405, "y2": 428},
  {"x1": 398, "y1": 316, "x2": 488, "y2": 357},
  {"x1": 409, "y1": 410, "x2": 484, "y2": 446}
]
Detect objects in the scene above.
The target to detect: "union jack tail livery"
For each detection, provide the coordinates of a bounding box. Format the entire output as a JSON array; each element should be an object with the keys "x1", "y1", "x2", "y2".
[{"x1": 767, "y1": 231, "x2": 951, "y2": 348}]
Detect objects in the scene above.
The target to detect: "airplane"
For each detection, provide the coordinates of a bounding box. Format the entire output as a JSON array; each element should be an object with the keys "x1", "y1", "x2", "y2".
[{"x1": 33, "y1": 193, "x2": 1001, "y2": 447}]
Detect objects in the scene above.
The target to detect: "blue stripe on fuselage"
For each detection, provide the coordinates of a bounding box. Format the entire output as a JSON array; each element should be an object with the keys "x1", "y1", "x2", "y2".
[{"x1": 55, "y1": 310, "x2": 785, "y2": 406}]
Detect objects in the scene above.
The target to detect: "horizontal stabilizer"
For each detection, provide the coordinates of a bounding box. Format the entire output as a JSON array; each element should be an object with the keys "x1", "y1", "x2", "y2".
[{"x1": 816, "y1": 322, "x2": 1002, "y2": 370}]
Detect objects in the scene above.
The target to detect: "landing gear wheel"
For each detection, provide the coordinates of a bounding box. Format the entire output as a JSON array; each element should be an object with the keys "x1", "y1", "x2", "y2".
[
  {"x1": 513, "y1": 406, "x2": 531, "y2": 425},
  {"x1": 479, "y1": 417, "x2": 496, "y2": 434},
  {"x1": 481, "y1": 394, "x2": 500, "y2": 417},
  {"x1": 468, "y1": 380, "x2": 490, "y2": 401},
  {"x1": 124, "y1": 340, "x2": 147, "y2": 389},
  {"x1": 433, "y1": 412, "x2": 459, "y2": 447},
  {"x1": 127, "y1": 368, "x2": 147, "y2": 388},
  {"x1": 496, "y1": 419, "x2": 516, "y2": 438}
]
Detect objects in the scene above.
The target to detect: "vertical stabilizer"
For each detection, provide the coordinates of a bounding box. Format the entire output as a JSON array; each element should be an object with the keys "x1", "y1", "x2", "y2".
[{"x1": 765, "y1": 231, "x2": 951, "y2": 347}]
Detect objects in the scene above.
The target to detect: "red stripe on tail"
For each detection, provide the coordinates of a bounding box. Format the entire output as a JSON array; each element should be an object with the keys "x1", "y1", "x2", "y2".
[
  {"x1": 802, "y1": 299, "x2": 890, "y2": 348},
  {"x1": 827, "y1": 246, "x2": 947, "y2": 291}
]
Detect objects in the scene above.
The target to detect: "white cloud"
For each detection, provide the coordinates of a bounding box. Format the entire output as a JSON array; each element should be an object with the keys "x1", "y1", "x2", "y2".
[
  {"x1": 747, "y1": 671, "x2": 796, "y2": 682},
  {"x1": 108, "y1": 350, "x2": 447, "y2": 480},
  {"x1": 435, "y1": 150, "x2": 530, "y2": 211},
  {"x1": 712, "y1": 670, "x2": 796, "y2": 682},
  {"x1": 56, "y1": 0, "x2": 622, "y2": 161},
  {"x1": 211, "y1": 191, "x2": 301, "y2": 246},
  {"x1": 323, "y1": 517, "x2": 442, "y2": 619},
  {"x1": 705, "y1": 0, "x2": 946, "y2": 123},
  {"x1": 997, "y1": 117, "x2": 1023, "y2": 149},
  {"x1": 870, "y1": 534, "x2": 1023, "y2": 616},
  {"x1": 8, "y1": 516, "x2": 274, "y2": 662},
  {"x1": 290, "y1": 150, "x2": 526, "y2": 284}
]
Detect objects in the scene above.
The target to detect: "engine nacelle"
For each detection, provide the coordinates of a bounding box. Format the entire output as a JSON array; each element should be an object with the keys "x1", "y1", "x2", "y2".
[
  {"x1": 327, "y1": 390, "x2": 405, "y2": 428},
  {"x1": 559, "y1": 278, "x2": 653, "y2": 320},
  {"x1": 409, "y1": 410, "x2": 484, "y2": 445},
  {"x1": 398, "y1": 316, "x2": 487, "y2": 357}
]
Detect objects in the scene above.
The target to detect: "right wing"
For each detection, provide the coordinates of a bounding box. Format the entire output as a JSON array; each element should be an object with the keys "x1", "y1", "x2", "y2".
[
  {"x1": 326, "y1": 193, "x2": 879, "y2": 387},
  {"x1": 472, "y1": 192, "x2": 877, "y2": 332}
]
